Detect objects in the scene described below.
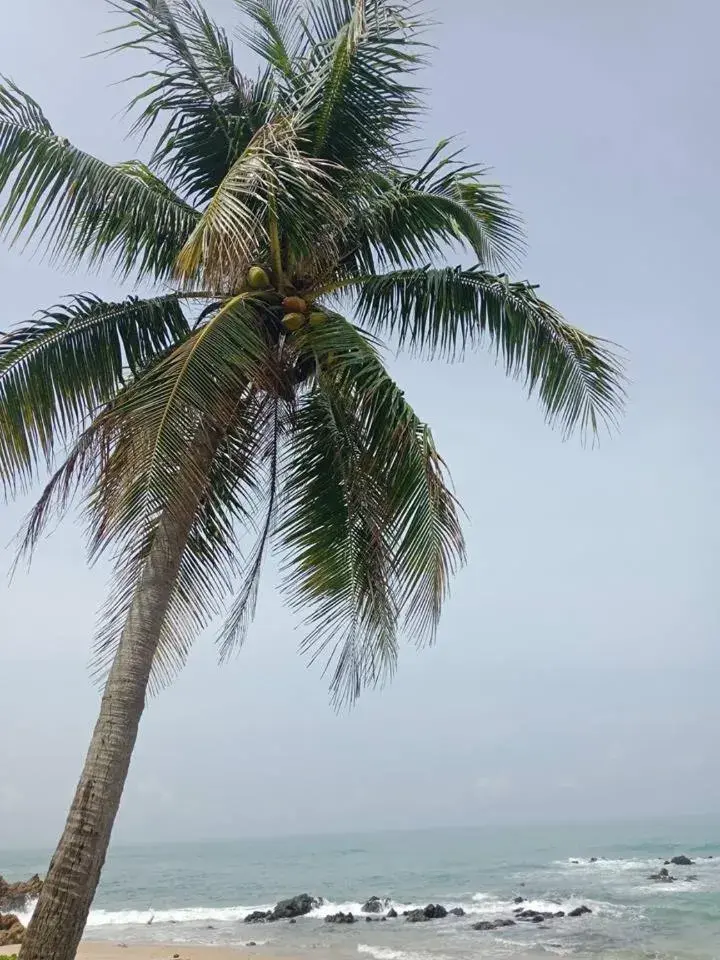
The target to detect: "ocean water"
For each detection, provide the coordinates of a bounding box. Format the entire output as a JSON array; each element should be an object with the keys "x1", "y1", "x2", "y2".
[{"x1": 3, "y1": 820, "x2": 719, "y2": 960}]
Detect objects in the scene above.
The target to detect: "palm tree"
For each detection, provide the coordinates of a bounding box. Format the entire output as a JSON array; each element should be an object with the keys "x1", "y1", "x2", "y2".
[{"x1": 0, "y1": 1, "x2": 623, "y2": 958}]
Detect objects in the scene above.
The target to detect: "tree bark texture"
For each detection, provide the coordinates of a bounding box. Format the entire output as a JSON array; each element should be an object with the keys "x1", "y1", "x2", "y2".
[{"x1": 18, "y1": 512, "x2": 194, "y2": 960}]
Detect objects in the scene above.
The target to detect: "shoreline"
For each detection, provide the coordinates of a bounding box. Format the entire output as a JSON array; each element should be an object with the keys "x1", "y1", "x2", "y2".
[{"x1": 3, "y1": 947, "x2": 296, "y2": 960}]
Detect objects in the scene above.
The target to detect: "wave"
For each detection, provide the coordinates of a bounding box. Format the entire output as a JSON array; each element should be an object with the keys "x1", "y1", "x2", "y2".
[
  {"x1": 16, "y1": 892, "x2": 627, "y2": 931},
  {"x1": 17, "y1": 901, "x2": 274, "y2": 928},
  {"x1": 470, "y1": 893, "x2": 622, "y2": 919},
  {"x1": 358, "y1": 946, "x2": 452, "y2": 960},
  {"x1": 553, "y1": 857, "x2": 660, "y2": 870}
]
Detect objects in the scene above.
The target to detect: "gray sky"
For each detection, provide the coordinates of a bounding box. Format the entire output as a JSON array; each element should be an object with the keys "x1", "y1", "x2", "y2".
[{"x1": 1, "y1": 0, "x2": 719, "y2": 849}]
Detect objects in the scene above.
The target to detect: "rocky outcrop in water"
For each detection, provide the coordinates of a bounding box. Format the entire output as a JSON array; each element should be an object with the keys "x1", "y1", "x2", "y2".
[
  {"x1": 0, "y1": 875, "x2": 43, "y2": 912},
  {"x1": 325, "y1": 912, "x2": 355, "y2": 924},
  {"x1": 386, "y1": 907, "x2": 398, "y2": 918},
  {"x1": 473, "y1": 918, "x2": 516, "y2": 931},
  {"x1": 648, "y1": 868, "x2": 675, "y2": 883},
  {"x1": 405, "y1": 904, "x2": 447, "y2": 922},
  {"x1": 244, "y1": 911, "x2": 271, "y2": 923},
  {"x1": 568, "y1": 905, "x2": 592, "y2": 917},
  {"x1": 270, "y1": 894, "x2": 320, "y2": 920},
  {"x1": 669, "y1": 855, "x2": 694, "y2": 866},
  {"x1": 362, "y1": 897, "x2": 390, "y2": 914},
  {"x1": 449, "y1": 907, "x2": 465, "y2": 917},
  {"x1": 0, "y1": 913, "x2": 25, "y2": 947}
]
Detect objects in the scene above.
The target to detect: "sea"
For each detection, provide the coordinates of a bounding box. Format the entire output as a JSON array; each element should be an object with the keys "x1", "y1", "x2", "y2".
[{"x1": 3, "y1": 820, "x2": 719, "y2": 960}]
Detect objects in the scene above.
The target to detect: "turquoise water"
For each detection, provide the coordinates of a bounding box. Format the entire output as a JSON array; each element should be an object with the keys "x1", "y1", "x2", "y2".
[{"x1": 3, "y1": 820, "x2": 719, "y2": 959}]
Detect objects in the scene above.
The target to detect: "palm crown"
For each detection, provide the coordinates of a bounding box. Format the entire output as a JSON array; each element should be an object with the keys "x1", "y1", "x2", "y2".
[{"x1": 0, "y1": 0, "x2": 623, "y2": 706}]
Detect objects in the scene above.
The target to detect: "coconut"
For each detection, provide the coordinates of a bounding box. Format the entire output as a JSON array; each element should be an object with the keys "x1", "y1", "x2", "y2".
[
  {"x1": 282, "y1": 312, "x2": 306, "y2": 332},
  {"x1": 282, "y1": 296, "x2": 307, "y2": 314},
  {"x1": 308, "y1": 311, "x2": 327, "y2": 327},
  {"x1": 247, "y1": 266, "x2": 270, "y2": 289}
]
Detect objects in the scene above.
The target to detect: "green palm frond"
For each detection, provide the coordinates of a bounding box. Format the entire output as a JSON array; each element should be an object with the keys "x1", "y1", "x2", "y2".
[
  {"x1": 108, "y1": 0, "x2": 274, "y2": 205},
  {"x1": 332, "y1": 161, "x2": 522, "y2": 279},
  {"x1": 0, "y1": 80, "x2": 198, "y2": 278},
  {"x1": 236, "y1": 0, "x2": 303, "y2": 83},
  {"x1": 0, "y1": 293, "x2": 189, "y2": 494},
  {"x1": 84, "y1": 296, "x2": 289, "y2": 687},
  {"x1": 217, "y1": 395, "x2": 284, "y2": 661},
  {"x1": 351, "y1": 266, "x2": 625, "y2": 438},
  {"x1": 409, "y1": 139, "x2": 525, "y2": 268},
  {"x1": 278, "y1": 314, "x2": 465, "y2": 706},
  {"x1": 90, "y1": 388, "x2": 271, "y2": 690},
  {"x1": 176, "y1": 117, "x2": 345, "y2": 288},
  {"x1": 280, "y1": 383, "x2": 399, "y2": 706},
  {"x1": 299, "y1": 0, "x2": 426, "y2": 169}
]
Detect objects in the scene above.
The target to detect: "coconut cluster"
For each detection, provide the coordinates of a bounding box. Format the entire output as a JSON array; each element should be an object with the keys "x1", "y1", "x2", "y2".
[{"x1": 246, "y1": 266, "x2": 328, "y2": 333}]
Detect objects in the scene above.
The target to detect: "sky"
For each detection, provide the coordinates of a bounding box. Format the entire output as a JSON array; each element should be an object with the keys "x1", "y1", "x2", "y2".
[{"x1": 1, "y1": 0, "x2": 719, "y2": 850}]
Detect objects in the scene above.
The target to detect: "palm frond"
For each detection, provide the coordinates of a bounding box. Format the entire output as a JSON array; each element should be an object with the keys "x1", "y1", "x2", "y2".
[
  {"x1": 350, "y1": 266, "x2": 626, "y2": 438},
  {"x1": 278, "y1": 314, "x2": 464, "y2": 705},
  {"x1": 84, "y1": 295, "x2": 288, "y2": 688},
  {"x1": 409, "y1": 139, "x2": 525, "y2": 268},
  {"x1": 236, "y1": 0, "x2": 303, "y2": 82},
  {"x1": 0, "y1": 79, "x2": 198, "y2": 278},
  {"x1": 108, "y1": 0, "x2": 274, "y2": 205},
  {"x1": 0, "y1": 293, "x2": 189, "y2": 494},
  {"x1": 217, "y1": 395, "x2": 284, "y2": 661},
  {"x1": 331, "y1": 162, "x2": 522, "y2": 280},
  {"x1": 175, "y1": 117, "x2": 345, "y2": 288},
  {"x1": 90, "y1": 391, "x2": 269, "y2": 691},
  {"x1": 298, "y1": 0, "x2": 426, "y2": 169}
]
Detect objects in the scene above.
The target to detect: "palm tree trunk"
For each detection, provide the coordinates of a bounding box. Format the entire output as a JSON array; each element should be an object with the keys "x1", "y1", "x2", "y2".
[{"x1": 18, "y1": 512, "x2": 194, "y2": 960}]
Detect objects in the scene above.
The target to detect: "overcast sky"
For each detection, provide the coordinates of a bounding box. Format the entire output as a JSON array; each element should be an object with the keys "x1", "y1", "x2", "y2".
[{"x1": 1, "y1": 0, "x2": 719, "y2": 850}]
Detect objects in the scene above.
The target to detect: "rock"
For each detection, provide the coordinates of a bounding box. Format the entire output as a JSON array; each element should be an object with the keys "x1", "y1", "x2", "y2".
[
  {"x1": 589, "y1": 857, "x2": 598, "y2": 863},
  {"x1": 386, "y1": 908, "x2": 398, "y2": 919},
  {"x1": 0, "y1": 875, "x2": 43, "y2": 912},
  {"x1": 325, "y1": 912, "x2": 355, "y2": 924},
  {"x1": 289, "y1": 919, "x2": 296, "y2": 924},
  {"x1": 685, "y1": 875, "x2": 698, "y2": 882},
  {"x1": 405, "y1": 909, "x2": 429, "y2": 923},
  {"x1": 244, "y1": 911, "x2": 271, "y2": 923},
  {"x1": 362, "y1": 897, "x2": 389, "y2": 914},
  {"x1": 423, "y1": 904, "x2": 447, "y2": 920},
  {"x1": 449, "y1": 907, "x2": 465, "y2": 917},
  {"x1": 568, "y1": 906, "x2": 592, "y2": 918},
  {"x1": 473, "y1": 921, "x2": 496, "y2": 931},
  {"x1": 270, "y1": 894, "x2": 319, "y2": 920},
  {"x1": 554, "y1": 912, "x2": 566, "y2": 918},
  {"x1": 516, "y1": 910, "x2": 544, "y2": 922},
  {"x1": 513, "y1": 897, "x2": 525, "y2": 904},
  {"x1": 494, "y1": 918, "x2": 516, "y2": 927},
  {"x1": 247, "y1": 942, "x2": 257, "y2": 947},
  {"x1": 670, "y1": 855, "x2": 694, "y2": 866},
  {"x1": 0, "y1": 912, "x2": 25, "y2": 947},
  {"x1": 648, "y1": 869, "x2": 675, "y2": 883}
]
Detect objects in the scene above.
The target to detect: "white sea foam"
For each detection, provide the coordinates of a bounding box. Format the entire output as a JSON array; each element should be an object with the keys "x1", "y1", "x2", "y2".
[
  {"x1": 15, "y1": 890, "x2": 628, "y2": 932},
  {"x1": 309, "y1": 900, "x2": 422, "y2": 919},
  {"x1": 469, "y1": 893, "x2": 624, "y2": 919},
  {"x1": 358, "y1": 945, "x2": 451, "y2": 960},
  {"x1": 17, "y1": 902, "x2": 275, "y2": 928},
  {"x1": 554, "y1": 857, "x2": 660, "y2": 871}
]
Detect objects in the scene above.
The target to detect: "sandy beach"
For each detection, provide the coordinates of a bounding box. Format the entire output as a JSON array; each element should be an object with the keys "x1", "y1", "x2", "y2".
[{"x1": 1, "y1": 946, "x2": 288, "y2": 960}]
